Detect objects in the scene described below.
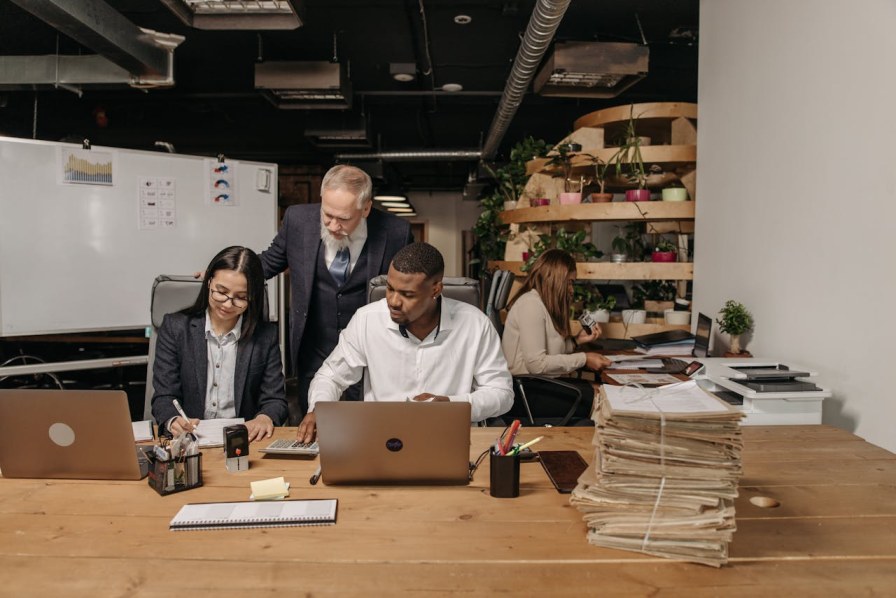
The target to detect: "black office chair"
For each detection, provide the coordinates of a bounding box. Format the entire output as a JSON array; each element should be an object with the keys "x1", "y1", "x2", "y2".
[
  {"x1": 367, "y1": 275, "x2": 480, "y2": 307},
  {"x1": 485, "y1": 269, "x2": 593, "y2": 427}
]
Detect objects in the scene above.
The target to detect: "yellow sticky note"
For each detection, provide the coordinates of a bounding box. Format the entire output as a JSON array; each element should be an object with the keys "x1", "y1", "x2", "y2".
[{"x1": 250, "y1": 477, "x2": 289, "y2": 500}]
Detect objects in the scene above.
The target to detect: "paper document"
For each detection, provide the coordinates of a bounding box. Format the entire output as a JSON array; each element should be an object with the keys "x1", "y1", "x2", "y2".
[
  {"x1": 131, "y1": 420, "x2": 154, "y2": 442},
  {"x1": 608, "y1": 359, "x2": 664, "y2": 370},
  {"x1": 603, "y1": 380, "x2": 731, "y2": 414},
  {"x1": 606, "y1": 373, "x2": 682, "y2": 385},
  {"x1": 193, "y1": 418, "x2": 245, "y2": 447}
]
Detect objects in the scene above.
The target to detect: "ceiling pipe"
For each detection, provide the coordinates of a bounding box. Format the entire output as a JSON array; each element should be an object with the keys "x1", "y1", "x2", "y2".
[
  {"x1": 480, "y1": 0, "x2": 572, "y2": 160},
  {"x1": 335, "y1": 150, "x2": 481, "y2": 162}
]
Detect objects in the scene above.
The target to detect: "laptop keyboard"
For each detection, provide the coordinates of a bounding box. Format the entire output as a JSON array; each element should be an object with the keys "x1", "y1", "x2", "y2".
[{"x1": 260, "y1": 439, "x2": 320, "y2": 456}]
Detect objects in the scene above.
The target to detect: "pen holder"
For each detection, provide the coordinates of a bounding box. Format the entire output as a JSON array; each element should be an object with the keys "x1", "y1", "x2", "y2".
[
  {"x1": 489, "y1": 451, "x2": 520, "y2": 498},
  {"x1": 148, "y1": 452, "x2": 203, "y2": 496}
]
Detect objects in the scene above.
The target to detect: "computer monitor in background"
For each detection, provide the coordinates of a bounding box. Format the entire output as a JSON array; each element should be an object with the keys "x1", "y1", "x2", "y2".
[{"x1": 693, "y1": 313, "x2": 713, "y2": 358}]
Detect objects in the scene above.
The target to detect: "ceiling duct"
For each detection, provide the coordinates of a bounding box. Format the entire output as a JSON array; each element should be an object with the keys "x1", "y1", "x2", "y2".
[
  {"x1": 255, "y1": 61, "x2": 351, "y2": 109},
  {"x1": 305, "y1": 113, "x2": 370, "y2": 148},
  {"x1": 533, "y1": 41, "x2": 648, "y2": 98},
  {"x1": 159, "y1": 0, "x2": 303, "y2": 30},
  {"x1": 5, "y1": 0, "x2": 183, "y2": 88}
]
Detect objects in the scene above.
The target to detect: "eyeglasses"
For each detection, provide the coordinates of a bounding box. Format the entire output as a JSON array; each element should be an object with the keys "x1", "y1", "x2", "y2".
[{"x1": 210, "y1": 289, "x2": 248, "y2": 309}]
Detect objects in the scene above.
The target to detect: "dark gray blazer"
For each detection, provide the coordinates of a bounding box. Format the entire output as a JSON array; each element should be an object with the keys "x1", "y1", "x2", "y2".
[
  {"x1": 259, "y1": 204, "x2": 413, "y2": 370},
  {"x1": 151, "y1": 312, "x2": 288, "y2": 433}
]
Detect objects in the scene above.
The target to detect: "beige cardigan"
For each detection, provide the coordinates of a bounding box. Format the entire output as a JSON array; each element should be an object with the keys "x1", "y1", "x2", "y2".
[{"x1": 501, "y1": 289, "x2": 586, "y2": 377}]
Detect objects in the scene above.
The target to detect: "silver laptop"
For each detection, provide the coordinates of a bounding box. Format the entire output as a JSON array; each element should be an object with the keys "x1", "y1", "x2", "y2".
[
  {"x1": 0, "y1": 389, "x2": 146, "y2": 480},
  {"x1": 314, "y1": 401, "x2": 472, "y2": 485}
]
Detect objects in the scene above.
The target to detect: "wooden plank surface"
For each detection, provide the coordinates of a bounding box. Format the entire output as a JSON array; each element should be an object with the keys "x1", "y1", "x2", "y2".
[
  {"x1": 1, "y1": 426, "x2": 895, "y2": 595},
  {"x1": 498, "y1": 201, "x2": 695, "y2": 224},
  {"x1": 490, "y1": 260, "x2": 694, "y2": 281}
]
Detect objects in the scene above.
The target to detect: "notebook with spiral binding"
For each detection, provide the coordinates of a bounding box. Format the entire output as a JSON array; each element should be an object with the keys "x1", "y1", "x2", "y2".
[{"x1": 169, "y1": 498, "x2": 337, "y2": 531}]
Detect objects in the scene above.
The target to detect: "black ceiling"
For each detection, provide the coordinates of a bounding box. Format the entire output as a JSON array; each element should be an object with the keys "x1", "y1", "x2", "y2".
[{"x1": 0, "y1": 0, "x2": 698, "y2": 191}]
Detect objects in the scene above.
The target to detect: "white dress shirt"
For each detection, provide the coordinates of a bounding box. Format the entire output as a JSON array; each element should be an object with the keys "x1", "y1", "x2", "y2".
[
  {"x1": 322, "y1": 218, "x2": 368, "y2": 276},
  {"x1": 308, "y1": 296, "x2": 513, "y2": 422}
]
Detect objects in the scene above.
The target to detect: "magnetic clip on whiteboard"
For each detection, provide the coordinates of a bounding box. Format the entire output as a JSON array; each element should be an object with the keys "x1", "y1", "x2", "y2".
[
  {"x1": 82, "y1": 139, "x2": 91, "y2": 150},
  {"x1": 217, "y1": 153, "x2": 226, "y2": 163}
]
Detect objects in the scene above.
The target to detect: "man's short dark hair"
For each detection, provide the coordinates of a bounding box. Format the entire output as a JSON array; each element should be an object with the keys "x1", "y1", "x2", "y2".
[{"x1": 392, "y1": 242, "x2": 444, "y2": 278}]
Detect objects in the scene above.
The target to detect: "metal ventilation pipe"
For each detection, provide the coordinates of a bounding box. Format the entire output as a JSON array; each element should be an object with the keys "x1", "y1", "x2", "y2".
[
  {"x1": 480, "y1": 0, "x2": 572, "y2": 160},
  {"x1": 335, "y1": 150, "x2": 481, "y2": 162}
]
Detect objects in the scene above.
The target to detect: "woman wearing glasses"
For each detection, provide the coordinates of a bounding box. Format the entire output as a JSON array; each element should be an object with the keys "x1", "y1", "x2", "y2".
[{"x1": 151, "y1": 246, "x2": 287, "y2": 441}]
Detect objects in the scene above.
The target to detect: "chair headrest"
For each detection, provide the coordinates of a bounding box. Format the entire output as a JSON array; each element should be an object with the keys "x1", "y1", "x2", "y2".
[
  {"x1": 368, "y1": 275, "x2": 480, "y2": 308},
  {"x1": 150, "y1": 275, "x2": 202, "y2": 328}
]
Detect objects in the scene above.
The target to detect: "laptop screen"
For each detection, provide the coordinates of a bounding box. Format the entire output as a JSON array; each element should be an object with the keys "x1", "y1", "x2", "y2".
[{"x1": 693, "y1": 313, "x2": 712, "y2": 358}]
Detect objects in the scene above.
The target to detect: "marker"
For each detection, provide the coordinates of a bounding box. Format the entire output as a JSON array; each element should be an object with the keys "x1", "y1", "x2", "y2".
[
  {"x1": 514, "y1": 436, "x2": 544, "y2": 454},
  {"x1": 171, "y1": 399, "x2": 196, "y2": 432},
  {"x1": 309, "y1": 465, "x2": 322, "y2": 486}
]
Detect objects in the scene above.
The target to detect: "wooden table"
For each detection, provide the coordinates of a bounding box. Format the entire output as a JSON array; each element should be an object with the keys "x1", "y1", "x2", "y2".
[{"x1": 1, "y1": 426, "x2": 895, "y2": 596}]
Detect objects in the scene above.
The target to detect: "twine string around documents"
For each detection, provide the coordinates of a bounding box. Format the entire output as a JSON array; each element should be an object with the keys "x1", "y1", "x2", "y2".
[{"x1": 622, "y1": 381, "x2": 675, "y2": 550}]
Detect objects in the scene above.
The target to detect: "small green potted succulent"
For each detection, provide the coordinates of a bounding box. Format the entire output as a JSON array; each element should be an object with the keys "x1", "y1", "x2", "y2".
[
  {"x1": 610, "y1": 223, "x2": 646, "y2": 263},
  {"x1": 586, "y1": 153, "x2": 613, "y2": 203},
  {"x1": 717, "y1": 300, "x2": 754, "y2": 355},
  {"x1": 546, "y1": 141, "x2": 584, "y2": 204}
]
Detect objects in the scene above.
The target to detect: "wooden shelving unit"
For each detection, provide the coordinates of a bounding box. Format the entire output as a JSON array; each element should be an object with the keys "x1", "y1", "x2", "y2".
[
  {"x1": 489, "y1": 260, "x2": 694, "y2": 281},
  {"x1": 498, "y1": 202, "x2": 694, "y2": 225}
]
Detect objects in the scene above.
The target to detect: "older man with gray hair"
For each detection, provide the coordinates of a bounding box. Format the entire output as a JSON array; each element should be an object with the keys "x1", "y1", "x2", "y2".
[{"x1": 260, "y1": 164, "x2": 412, "y2": 418}]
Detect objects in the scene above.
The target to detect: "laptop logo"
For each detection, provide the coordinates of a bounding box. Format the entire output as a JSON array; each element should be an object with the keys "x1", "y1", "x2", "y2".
[
  {"x1": 385, "y1": 438, "x2": 404, "y2": 452},
  {"x1": 48, "y1": 422, "x2": 76, "y2": 447}
]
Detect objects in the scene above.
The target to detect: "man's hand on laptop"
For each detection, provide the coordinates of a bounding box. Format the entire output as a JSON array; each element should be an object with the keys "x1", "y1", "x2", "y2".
[
  {"x1": 296, "y1": 412, "x2": 317, "y2": 444},
  {"x1": 410, "y1": 393, "x2": 449, "y2": 402},
  {"x1": 245, "y1": 414, "x2": 274, "y2": 442}
]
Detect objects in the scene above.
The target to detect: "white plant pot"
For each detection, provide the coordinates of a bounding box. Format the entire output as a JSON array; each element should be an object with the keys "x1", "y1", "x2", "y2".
[
  {"x1": 664, "y1": 309, "x2": 691, "y2": 325},
  {"x1": 622, "y1": 309, "x2": 647, "y2": 325},
  {"x1": 593, "y1": 309, "x2": 610, "y2": 323}
]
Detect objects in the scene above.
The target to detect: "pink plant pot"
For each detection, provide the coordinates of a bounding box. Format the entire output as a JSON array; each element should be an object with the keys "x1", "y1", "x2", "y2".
[
  {"x1": 651, "y1": 251, "x2": 677, "y2": 262},
  {"x1": 625, "y1": 189, "x2": 651, "y2": 202},
  {"x1": 559, "y1": 192, "x2": 582, "y2": 205},
  {"x1": 538, "y1": 198, "x2": 552, "y2": 206},
  {"x1": 521, "y1": 252, "x2": 530, "y2": 261}
]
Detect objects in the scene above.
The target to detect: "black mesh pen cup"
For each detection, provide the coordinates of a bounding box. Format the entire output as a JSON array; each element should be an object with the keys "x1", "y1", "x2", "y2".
[{"x1": 489, "y1": 451, "x2": 520, "y2": 498}]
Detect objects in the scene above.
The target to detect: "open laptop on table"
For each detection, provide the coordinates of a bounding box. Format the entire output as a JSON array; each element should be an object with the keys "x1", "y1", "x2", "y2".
[
  {"x1": 0, "y1": 389, "x2": 149, "y2": 480},
  {"x1": 314, "y1": 401, "x2": 472, "y2": 485}
]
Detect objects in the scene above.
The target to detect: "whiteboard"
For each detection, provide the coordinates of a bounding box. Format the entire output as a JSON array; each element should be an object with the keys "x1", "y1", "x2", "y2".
[{"x1": 0, "y1": 136, "x2": 279, "y2": 336}]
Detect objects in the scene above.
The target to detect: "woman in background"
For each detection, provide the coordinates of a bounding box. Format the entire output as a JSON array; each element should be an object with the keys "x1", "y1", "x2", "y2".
[
  {"x1": 151, "y1": 246, "x2": 287, "y2": 441},
  {"x1": 501, "y1": 249, "x2": 610, "y2": 422}
]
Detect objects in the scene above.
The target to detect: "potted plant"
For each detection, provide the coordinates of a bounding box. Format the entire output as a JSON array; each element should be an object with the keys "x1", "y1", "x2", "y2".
[
  {"x1": 525, "y1": 180, "x2": 550, "y2": 207},
  {"x1": 473, "y1": 137, "x2": 547, "y2": 264},
  {"x1": 545, "y1": 142, "x2": 584, "y2": 204},
  {"x1": 632, "y1": 279, "x2": 677, "y2": 314},
  {"x1": 586, "y1": 153, "x2": 613, "y2": 203},
  {"x1": 661, "y1": 183, "x2": 689, "y2": 202},
  {"x1": 521, "y1": 227, "x2": 602, "y2": 272},
  {"x1": 612, "y1": 105, "x2": 650, "y2": 202},
  {"x1": 593, "y1": 293, "x2": 616, "y2": 322},
  {"x1": 717, "y1": 300, "x2": 754, "y2": 355},
  {"x1": 651, "y1": 238, "x2": 678, "y2": 262},
  {"x1": 610, "y1": 223, "x2": 646, "y2": 263}
]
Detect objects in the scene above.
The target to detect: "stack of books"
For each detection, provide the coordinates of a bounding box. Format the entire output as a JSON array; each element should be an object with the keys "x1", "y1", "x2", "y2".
[
  {"x1": 631, "y1": 329, "x2": 695, "y2": 356},
  {"x1": 571, "y1": 380, "x2": 744, "y2": 567}
]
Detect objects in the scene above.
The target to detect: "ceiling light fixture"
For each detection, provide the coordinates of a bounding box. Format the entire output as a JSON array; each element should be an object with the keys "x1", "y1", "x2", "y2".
[
  {"x1": 453, "y1": 14, "x2": 472, "y2": 25},
  {"x1": 534, "y1": 41, "x2": 649, "y2": 99},
  {"x1": 390, "y1": 63, "x2": 417, "y2": 82},
  {"x1": 380, "y1": 201, "x2": 410, "y2": 208},
  {"x1": 441, "y1": 83, "x2": 463, "y2": 92},
  {"x1": 373, "y1": 194, "x2": 407, "y2": 202},
  {"x1": 160, "y1": 0, "x2": 303, "y2": 30},
  {"x1": 387, "y1": 206, "x2": 414, "y2": 213},
  {"x1": 395, "y1": 212, "x2": 417, "y2": 217},
  {"x1": 255, "y1": 61, "x2": 351, "y2": 109}
]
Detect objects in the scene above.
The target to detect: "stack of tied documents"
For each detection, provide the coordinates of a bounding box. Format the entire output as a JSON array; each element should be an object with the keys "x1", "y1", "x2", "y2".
[{"x1": 570, "y1": 380, "x2": 744, "y2": 567}]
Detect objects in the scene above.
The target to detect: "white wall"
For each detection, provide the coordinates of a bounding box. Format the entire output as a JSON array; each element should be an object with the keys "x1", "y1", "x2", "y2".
[
  {"x1": 408, "y1": 191, "x2": 481, "y2": 277},
  {"x1": 697, "y1": 0, "x2": 896, "y2": 451}
]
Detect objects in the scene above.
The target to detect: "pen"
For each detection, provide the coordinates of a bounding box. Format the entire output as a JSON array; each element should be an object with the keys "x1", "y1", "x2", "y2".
[
  {"x1": 514, "y1": 436, "x2": 544, "y2": 453},
  {"x1": 309, "y1": 464, "x2": 322, "y2": 486},
  {"x1": 502, "y1": 420, "x2": 521, "y2": 455},
  {"x1": 171, "y1": 399, "x2": 195, "y2": 431}
]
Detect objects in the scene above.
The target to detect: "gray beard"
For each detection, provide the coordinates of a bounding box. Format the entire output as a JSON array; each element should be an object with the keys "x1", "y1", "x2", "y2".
[{"x1": 320, "y1": 220, "x2": 351, "y2": 252}]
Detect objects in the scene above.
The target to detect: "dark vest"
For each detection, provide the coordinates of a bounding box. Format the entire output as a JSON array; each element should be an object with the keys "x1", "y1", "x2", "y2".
[{"x1": 296, "y1": 243, "x2": 370, "y2": 377}]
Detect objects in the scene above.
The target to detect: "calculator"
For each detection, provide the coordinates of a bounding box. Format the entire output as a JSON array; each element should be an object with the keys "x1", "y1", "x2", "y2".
[{"x1": 259, "y1": 439, "x2": 320, "y2": 456}]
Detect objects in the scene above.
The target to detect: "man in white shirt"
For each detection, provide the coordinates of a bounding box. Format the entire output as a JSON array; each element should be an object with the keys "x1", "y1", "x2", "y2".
[{"x1": 296, "y1": 242, "x2": 513, "y2": 442}]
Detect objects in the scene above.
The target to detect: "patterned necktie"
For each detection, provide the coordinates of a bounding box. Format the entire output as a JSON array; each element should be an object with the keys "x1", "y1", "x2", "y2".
[{"x1": 329, "y1": 247, "x2": 350, "y2": 286}]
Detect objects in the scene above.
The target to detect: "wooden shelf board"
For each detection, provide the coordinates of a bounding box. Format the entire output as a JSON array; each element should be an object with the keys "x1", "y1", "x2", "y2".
[
  {"x1": 490, "y1": 261, "x2": 694, "y2": 281},
  {"x1": 599, "y1": 321, "x2": 691, "y2": 340},
  {"x1": 499, "y1": 202, "x2": 695, "y2": 224},
  {"x1": 572, "y1": 102, "x2": 698, "y2": 130},
  {"x1": 526, "y1": 145, "x2": 696, "y2": 176}
]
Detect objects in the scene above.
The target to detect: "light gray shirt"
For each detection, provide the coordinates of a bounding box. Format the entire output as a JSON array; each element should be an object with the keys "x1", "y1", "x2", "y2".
[{"x1": 203, "y1": 312, "x2": 242, "y2": 420}]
